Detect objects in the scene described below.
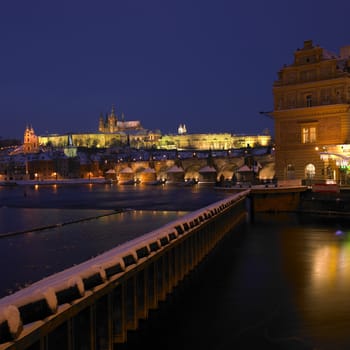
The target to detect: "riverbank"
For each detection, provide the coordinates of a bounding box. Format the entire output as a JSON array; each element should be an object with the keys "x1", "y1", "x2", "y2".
[{"x1": 0, "y1": 177, "x2": 109, "y2": 186}]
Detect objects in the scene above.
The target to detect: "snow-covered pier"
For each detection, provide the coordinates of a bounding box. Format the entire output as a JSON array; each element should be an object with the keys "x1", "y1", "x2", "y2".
[{"x1": 0, "y1": 190, "x2": 249, "y2": 349}]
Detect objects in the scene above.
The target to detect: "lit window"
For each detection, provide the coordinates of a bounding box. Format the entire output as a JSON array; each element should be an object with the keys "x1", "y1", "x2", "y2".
[
  {"x1": 306, "y1": 95, "x2": 312, "y2": 107},
  {"x1": 305, "y1": 163, "x2": 315, "y2": 178},
  {"x1": 302, "y1": 126, "x2": 316, "y2": 144}
]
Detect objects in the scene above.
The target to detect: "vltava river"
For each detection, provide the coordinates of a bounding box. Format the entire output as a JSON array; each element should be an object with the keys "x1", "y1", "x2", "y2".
[
  {"x1": 125, "y1": 212, "x2": 350, "y2": 350},
  {"x1": 1, "y1": 183, "x2": 350, "y2": 349},
  {"x1": 0, "y1": 183, "x2": 229, "y2": 297}
]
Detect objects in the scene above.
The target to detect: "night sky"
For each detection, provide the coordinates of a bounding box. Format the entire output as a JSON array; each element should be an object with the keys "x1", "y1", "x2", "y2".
[{"x1": 1, "y1": 0, "x2": 349, "y2": 140}]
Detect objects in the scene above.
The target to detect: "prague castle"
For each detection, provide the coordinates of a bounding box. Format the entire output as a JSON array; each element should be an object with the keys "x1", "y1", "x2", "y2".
[
  {"x1": 98, "y1": 105, "x2": 143, "y2": 133},
  {"x1": 37, "y1": 105, "x2": 271, "y2": 151},
  {"x1": 38, "y1": 106, "x2": 162, "y2": 150},
  {"x1": 2, "y1": 114, "x2": 273, "y2": 183},
  {"x1": 272, "y1": 40, "x2": 350, "y2": 184}
]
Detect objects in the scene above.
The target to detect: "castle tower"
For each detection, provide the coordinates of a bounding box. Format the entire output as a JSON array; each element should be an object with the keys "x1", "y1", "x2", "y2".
[
  {"x1": 98, "y1": 112, "x2": 105, "y2": 132},
  {"x1": 178, "y1": 123, "x2": 187, "y2": 134},
  {"x1": 108, "y1": 105, "x2": 118, "y2": 132}
]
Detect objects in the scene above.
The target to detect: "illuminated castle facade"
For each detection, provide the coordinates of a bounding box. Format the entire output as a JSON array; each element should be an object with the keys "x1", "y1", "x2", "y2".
[
  {"x1": 98, "y1": 105, "x2": 143, "y2": 133},
  {"x1": 34, "y1": 105, "x2": 271, "y2": 151}
]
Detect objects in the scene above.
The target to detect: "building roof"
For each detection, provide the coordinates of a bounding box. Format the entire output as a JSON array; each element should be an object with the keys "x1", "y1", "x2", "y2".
[{"x1": 119, "y1": 167, "x2": 134, "y2": 173}]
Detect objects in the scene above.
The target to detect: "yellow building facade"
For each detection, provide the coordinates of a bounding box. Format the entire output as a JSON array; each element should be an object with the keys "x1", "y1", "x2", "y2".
[
  {"x1": 38, "y1": 106, "x2": 271, "y2": 151},
  {"x1": 38, "y1": 132, "x2": 271, "y2": 151},
  {"x1": 157, "y1": 133, "x2": 270, "y2": 150},
  {"x1": 272, "y1": 40, "x2": 350, "y2": 183}
]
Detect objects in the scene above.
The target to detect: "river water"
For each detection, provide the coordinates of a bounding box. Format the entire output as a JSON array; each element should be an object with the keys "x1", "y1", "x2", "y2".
[
  {"x1": 125, "y1": 212, "x2": 350, "y2": 350},
  {"x1": 1, "y1": 183, "x2": 350, "y2": 349},
  {"x1": 0, "y1": 183, "x2": 229, "y2": 297}
]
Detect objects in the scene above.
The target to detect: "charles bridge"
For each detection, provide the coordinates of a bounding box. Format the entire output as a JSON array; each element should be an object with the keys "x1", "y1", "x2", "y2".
[
  {"x1": 103, "y1": 148, "x2": 274, "y2": 184},
  {"x1": 1, "y1": 146, "x2": 275, "y2": 184}
]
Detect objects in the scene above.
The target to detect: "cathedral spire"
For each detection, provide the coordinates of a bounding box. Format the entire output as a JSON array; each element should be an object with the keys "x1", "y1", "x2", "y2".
[{"x1": 111, "y1": 104, "x2": 116, "y2": 117}]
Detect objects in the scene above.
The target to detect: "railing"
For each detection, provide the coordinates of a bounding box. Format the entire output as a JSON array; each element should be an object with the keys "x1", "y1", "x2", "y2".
[{"x1": 0, "y1": 190, "x2": 249, "y2": 350}]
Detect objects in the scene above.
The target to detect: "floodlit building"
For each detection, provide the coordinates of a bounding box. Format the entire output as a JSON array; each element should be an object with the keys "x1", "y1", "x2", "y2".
[
  {"x1": 37, "y1": 105, "x2": 271, "y2": 151},
  {"x1": 98, "y1": 105, "x2": 143, "y2": 133},
  {"x1": 272, "y1": 40, "x2": 350, "y2": 184}
]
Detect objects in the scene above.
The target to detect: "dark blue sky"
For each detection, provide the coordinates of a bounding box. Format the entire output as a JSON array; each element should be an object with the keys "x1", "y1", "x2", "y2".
[{"x1": 1, "y1": 0, "x2": 349, "y2": 140}]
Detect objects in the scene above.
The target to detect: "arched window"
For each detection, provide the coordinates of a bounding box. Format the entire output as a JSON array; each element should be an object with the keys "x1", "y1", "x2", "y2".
[{"x1": 305, "y1": 163, "x2": 316, "y2": 178}]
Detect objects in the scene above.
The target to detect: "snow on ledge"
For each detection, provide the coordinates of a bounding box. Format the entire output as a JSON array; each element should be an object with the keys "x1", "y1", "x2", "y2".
[{"x1": 0, "y1": 189, "x2": 249, "y2": 340}]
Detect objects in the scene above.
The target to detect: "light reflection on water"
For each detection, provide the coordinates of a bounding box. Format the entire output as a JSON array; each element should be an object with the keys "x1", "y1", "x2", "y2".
[
  {"x1": 0, "y1": 207, "x2": 114, "y2": 234},
  {"x1": 120, "y1": 213, "x2": 350, "y2": 350},
  {"x1": 0, "y1": 183, "x2": 230, "y2": 298},
  {"x1": 0, "y1": 208, "x2": 187, "y2": 297},
  {"x1": 281, "y1": 223, "x2": 350, "y2": 347},
  {"x1": 266, "y1": 214, "x2": 350, "y2": 349},
  {"x1": 3, "y1": 185, "x2": 350, "y2": 348}
]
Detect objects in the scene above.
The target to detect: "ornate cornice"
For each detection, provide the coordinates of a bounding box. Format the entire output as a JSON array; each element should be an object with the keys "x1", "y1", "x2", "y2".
[{"x1": 273, "y1": 104, "x2": 350, "y2": 119}]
